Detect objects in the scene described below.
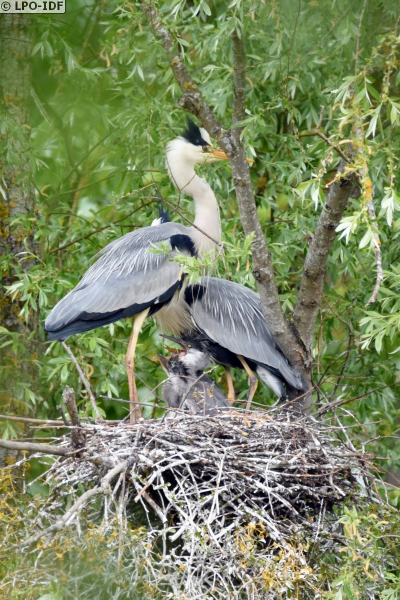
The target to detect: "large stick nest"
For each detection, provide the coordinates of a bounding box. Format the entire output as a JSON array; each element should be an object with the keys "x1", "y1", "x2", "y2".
[{"x1": 15, "y1": 409, "x2": 376, "y2": 599}]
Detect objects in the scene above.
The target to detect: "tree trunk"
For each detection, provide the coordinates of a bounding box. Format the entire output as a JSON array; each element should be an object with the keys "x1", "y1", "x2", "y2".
[{"x1": 0, "y1": 15, "x2": 38, "y2": 460}]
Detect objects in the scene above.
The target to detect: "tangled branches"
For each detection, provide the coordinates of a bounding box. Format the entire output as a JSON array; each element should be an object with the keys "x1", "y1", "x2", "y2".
[{"x1": 0, "y1": 408, "x2": 377, "y2": 599}]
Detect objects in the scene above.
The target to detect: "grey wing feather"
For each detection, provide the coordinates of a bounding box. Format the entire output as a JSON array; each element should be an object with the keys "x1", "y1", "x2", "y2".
[
  {"x1": 45, "y1": 222, "x2": 190, "y2": 331},
  {"x1": 190, "y1": 277, "x2": 305, "y2": 391}
]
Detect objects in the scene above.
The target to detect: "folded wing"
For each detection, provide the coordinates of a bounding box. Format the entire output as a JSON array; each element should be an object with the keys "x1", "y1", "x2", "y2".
[
  {"x1": 45, "y1": 222, "x2": 193, "y2": 340},
  {"x1": 186, "y1": 277, "x2": 306, "y2": 392}
]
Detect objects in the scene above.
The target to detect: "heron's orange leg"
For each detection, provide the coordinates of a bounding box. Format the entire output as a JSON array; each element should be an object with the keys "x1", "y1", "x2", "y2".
[
  {"x1": 237, "y1": 355, "x2": 258, "y2": 412},
  {"x1": 126, "y1": 308, "x2": 150, "y2": 424},
  {"x1": 225, "y1": 367, "x2": 236, "y2": 405}
]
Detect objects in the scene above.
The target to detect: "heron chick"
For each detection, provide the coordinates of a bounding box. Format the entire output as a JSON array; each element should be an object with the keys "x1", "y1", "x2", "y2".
[{"x1": 158, "y1": 337, "x2": 232, "y2": 416}]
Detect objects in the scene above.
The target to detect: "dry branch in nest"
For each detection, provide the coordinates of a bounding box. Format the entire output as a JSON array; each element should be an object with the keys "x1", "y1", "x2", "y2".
[{"x1": 1, "y1": 406, "x2": 378, "y2": 599}]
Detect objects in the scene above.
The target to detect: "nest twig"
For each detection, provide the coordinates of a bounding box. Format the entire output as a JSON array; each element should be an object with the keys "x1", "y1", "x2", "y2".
[{"x1": 3, "y1": 408, "x2": 377, "y2": 598}]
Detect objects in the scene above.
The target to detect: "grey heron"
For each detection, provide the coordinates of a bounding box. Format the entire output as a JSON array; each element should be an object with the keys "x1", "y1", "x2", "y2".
[
  {"x1": 158, "y1": 337, "x2": 232, "y2": 416},
  {"x1": 45, "y1": 120, "x2": 228, "y2": 422}
]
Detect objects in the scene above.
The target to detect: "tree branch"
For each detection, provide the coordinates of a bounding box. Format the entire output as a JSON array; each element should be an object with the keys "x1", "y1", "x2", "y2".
[
  {"x1": 0, "y1": 438, "x2": 71, "y2": 457},
  {"x1": 314, "y1": 130, "x2": 351, "y2": 164},
  {"x1": 0, "y1": 414, "x2": 65, "y2": 426},
  {"x1": 231, "y1": 31, "x2": 247, "y2": 128},
  {"x1": 229, "y1": 31, "x2": 299, "y2": 355},
  {"x1": 228, "y1": 31, "x2": 305, "y2": 372},
  {"x1": 49, "y1": 196, "x2": 155, "y2": 254},
  {"x1": 293, "y1": 162, "x2": 355, "y2": 349}
]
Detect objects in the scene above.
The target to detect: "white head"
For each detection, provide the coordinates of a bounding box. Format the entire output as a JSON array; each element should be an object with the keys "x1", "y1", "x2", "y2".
[{"x1": 166, "y1": 119, "x2": 227, "y2": 189}]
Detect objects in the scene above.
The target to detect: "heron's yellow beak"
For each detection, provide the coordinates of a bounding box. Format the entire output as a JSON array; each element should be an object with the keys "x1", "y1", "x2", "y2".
[
  {"x1": 209, "y1": 149, "x2": 228, "y2": 161},
  {"x1": 209, "y1": 149, "x2": 254, "y2": 163}
]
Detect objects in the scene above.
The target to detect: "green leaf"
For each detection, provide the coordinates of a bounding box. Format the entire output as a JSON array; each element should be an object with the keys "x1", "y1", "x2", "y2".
[
  {"x1": 137, "y1": 65, "x2": 144, "y2": 81},
  {"x1": 202, "y1": 2, "x2": 211, "y2": 15},
  {"x1": 343, "y1": 583, "x2": 354, "y2": 599},
  {"x1": 177, "y1": 37, "x2": 190, "y2": 47},
  {"x1": 359, "y1": 228, "x2": 372, "y2": 249}
]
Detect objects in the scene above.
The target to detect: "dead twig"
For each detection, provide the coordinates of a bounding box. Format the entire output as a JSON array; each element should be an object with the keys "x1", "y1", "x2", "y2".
[
  {"x1": 56, "y1": 404, "x2": 70, "y2": 426},
  {"x1": 63, "y1": 385, "x2": 86, "y2": 451},
  {"x1": 61, "y1": 343, "x2": 103, "y2": 421},
  {"x1": 0, "y1": 438, "x2": 71, "y2": 457}
]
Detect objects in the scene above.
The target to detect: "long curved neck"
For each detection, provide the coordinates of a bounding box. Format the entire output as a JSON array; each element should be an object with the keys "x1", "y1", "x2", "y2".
[{"x1": 167, "y1": 155, "x2": 221, "y2": 255}]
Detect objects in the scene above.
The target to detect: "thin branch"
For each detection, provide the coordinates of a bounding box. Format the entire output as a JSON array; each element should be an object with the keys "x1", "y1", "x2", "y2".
[
  {"x1": 352, "y1": 0, "x2": 382, "y2": 305},
  {"x1": 353, "y1": 130, "x2": 382, "y2": 306},
  {"x1": 314, "y1": 130, "x2": 351, "y2": 164},
  {"x1": 56, "y1": 404, "x2": 70, "y2": 426},
  {"x1": 49, "y1": 196, "x2": 155, "y2": 254},
  {"x1": 0, "y1": 438, "x2": 71, "y2": 457},
  {"x1": 55, "y1": 173, "x2": 116, "y2": 198},
  {"x1": 316, "y1": 380, "x2": 400, "y2": 415},
  {"x1": 0, "y1": 414, "x2": 64, "y2": 426},
  {"x1": 365, "y1": 185, "x2": 383, "y2": 306},
  {"x1": 160, "y1": 197, "x2": 222, "y2": 247},
  {"x1": 320, "y1": 290, "x2": 354, "y2": 402},
  {"x1": 285, "y1": 0, "x2": 301, "y2": 87},
  {"x1": 59, "y1": 130, "x2": 115, "y2": 186},
  {"x1": 61, "y1": 342, "x2": 104, "y2": 421},
  {"x1": 354, "y1": 0, "x2": 368, "y2": 76}
]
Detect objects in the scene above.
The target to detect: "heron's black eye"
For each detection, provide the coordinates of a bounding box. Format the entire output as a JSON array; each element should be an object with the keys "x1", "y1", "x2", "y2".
[{"x1": 202, "y1": 146, "x2": 209, "y2": 152}]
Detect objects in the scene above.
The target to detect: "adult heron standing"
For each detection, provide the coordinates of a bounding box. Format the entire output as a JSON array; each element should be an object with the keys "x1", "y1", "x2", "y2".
[{"x1": 45, "y1": 120, "x2": 227, "y2": 422}]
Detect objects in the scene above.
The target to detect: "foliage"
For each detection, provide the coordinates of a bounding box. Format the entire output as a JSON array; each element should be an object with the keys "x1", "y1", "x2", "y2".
[
  {"x1": 1, "y1": 0, "x2": 400, "y2": 596},
  {"x1": 0, "y1": 469, "x2": 399, "y2": 599},
  {"x1": 321, "y1": 506, "x2": 400, "y2": 600}
]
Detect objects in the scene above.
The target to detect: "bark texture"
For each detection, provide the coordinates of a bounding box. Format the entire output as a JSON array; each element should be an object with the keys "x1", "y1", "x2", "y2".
[
  {"x1": 0, "y1": 16, "x2": 38, "y2": 450},
  {"x1": 293, "y1": 163, "x2": 355, "y2": 350}
]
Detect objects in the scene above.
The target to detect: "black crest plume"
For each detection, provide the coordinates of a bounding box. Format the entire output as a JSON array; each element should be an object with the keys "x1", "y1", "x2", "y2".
[
  {"x1": 181, "y1": 118, "x2": 210, "y2": 147},
  {"x1": 157, "y1": 203, "x2": 171, "y2": 224}
]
